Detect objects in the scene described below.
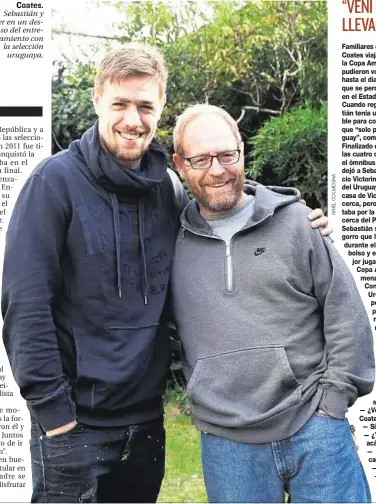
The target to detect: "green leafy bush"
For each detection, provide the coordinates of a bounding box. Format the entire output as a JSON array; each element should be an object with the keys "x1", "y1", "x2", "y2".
[
  {"x1": 52, "y1": 1, "x2": 327, "y2": 159},
  {"x1": 247, "y1": 102, "x2": 327, "y2": 210},
  {"x1": 52, "y1": 62, "x2": 96, "y2": 153}
]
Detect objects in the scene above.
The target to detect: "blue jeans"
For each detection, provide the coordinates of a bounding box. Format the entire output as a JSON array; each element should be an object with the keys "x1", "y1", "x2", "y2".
[
  {"x1": 201, "y1": 412, "x2": 371, "y2": 503},
  {"x1": 30, "y1": 416, "x2": 165, "y2": 503}
]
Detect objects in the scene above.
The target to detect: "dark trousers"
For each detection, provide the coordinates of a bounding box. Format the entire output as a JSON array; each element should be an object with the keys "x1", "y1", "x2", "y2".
[{"x1": 30, "y1": 417, "x2": 165, "y2": 503}]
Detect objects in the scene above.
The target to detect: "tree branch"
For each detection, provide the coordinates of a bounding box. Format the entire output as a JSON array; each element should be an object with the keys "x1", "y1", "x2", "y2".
[
  {"x1": 53, "y1": 29, "x2": 122, "y2": 41},
  {"x1": 237, "y1": 109, "x2": 246, "y2": 123},
  {"x1": 52, "y1": 129, "x2": 65, "y2": 152},
  {"x1": 242, "y1": 106, "x2": 281, "y2": 116}
]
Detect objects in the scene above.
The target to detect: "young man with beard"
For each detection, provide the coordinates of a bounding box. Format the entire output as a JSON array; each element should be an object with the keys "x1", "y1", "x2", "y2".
[
  {"x1": 2, "y1": 46, "x2": 330, "y2": 503},
  {"x1": 171, "y1": 104, "x2": 374, "y2": 503}
]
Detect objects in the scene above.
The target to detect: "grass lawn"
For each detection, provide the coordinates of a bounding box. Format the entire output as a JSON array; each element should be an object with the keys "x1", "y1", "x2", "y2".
[
  {"x1": 158, "y1": 401, "x2": 207, "y2": 503},
  {"x1": 158, "y1": 399, "x2": 287, "y2": 503}
]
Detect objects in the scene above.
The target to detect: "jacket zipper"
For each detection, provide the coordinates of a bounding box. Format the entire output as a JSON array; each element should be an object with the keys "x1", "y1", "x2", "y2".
[
  {"x1": 181, "y1": 213, "x2": 274, "y2": 294},
  {"x1": 225, "y1": 242, "x2": 234, "y2": 292}
]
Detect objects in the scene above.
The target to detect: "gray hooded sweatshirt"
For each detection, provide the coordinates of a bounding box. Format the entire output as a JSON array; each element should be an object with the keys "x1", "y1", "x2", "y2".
[{"x1": 171, "y1": 182, "x2": 374, "y2": 443}]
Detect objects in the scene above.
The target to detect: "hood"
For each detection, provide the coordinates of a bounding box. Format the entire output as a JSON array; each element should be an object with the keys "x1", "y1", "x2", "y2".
[
  {"x1": 70, "y1": 120, "x2": 167, "y2": 198},
  {"x1": 69, "y1": 121, "x2": 168, "y2": 304},
  {"x1": 180, "y1": 181, "x2": 300, "y2": 235}
]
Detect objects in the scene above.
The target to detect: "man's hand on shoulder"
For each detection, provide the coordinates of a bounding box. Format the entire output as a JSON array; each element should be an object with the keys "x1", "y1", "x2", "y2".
[
  {"x1": 305, "y1": 206, "x2": 334, "y2": 242},
  {"x1": 316, "y1": 409, "x2": 330, "y2": 416},
  {"x1": 46, "y1": 420, "x2": 77, "y2": 437}
]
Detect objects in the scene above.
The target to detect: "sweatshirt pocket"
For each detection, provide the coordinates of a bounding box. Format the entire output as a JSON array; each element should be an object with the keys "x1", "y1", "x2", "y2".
[
  {"x1": 187, "y1": 345, "x2": 301, "y2": 428},
  {"x1": 74, "y1": 323, "x2": 160, "y2": 410}
]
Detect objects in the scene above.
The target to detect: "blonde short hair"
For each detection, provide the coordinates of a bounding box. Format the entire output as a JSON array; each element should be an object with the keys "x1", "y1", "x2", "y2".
[
  {"x1": 173, "y1": 104, "x2": 242, "y2": 155},
  {"x1": 94, "y1": 43, "x2": 168, "y2": 97}
]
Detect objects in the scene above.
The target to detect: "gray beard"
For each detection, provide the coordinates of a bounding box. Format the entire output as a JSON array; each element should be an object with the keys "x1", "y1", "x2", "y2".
[
  {"x1": 197, "y1": 177, "x2": 245, "y2": 214},
  {"x1": 201, "y1": 193, "x2": 239, "y2": 213}
]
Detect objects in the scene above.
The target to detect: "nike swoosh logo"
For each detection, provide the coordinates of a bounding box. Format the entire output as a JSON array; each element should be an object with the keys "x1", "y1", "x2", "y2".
[{"x1": 254, "y1": 248, "x2": 266, "y2": 256}]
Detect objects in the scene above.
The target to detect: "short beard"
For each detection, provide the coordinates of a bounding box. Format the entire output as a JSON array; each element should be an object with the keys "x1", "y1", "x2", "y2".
[
  {"x1": 114, "y1": 145, "x2": 148, "y2": 163},
  {"x1": 196, "y1": 173, "x2": 245, "y2": 214},
  {"x1": 103, "y1": 135, "x2": 150, "y2": 164},
  {"x1": 202, "y1": 193, "x2": 237, "y2": 213},
  {"x1": 99, "y1": 127, "x2": 153, "y2": 164}
]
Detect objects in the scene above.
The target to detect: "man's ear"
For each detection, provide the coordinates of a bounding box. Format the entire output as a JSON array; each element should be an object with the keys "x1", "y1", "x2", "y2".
[
  {"x1": 155, "y1": 93, "x2": 167, "y2": 121},
  {"x1": 173, "y1": 153, "x2": 186, "y2": 180},
  {"x1": 92, "y1": 87, "x2": 100, "y2": 116},
  {"x1": 239, "y1": 141, "x2": 246, "y2": 167}
]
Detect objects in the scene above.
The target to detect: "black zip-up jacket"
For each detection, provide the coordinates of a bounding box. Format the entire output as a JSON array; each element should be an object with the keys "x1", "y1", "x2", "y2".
[{"x1": 2, "y1": 122, "x2": 187, "y2": 431}]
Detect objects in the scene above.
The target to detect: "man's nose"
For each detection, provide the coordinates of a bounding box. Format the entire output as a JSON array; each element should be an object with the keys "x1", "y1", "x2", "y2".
[
  {"x1": 122, "y1": 106, "x2": 142, "y2": 129},
  {"x1": 208, "y1": 156, "x2": 226, "y2": 176}
]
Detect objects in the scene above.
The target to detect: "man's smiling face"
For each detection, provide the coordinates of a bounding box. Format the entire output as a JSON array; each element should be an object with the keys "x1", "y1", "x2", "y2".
[
  {"x1": 93, "y1": 74, "x2": 164, "y2": 163},
  {"x1": 174, "y1": 114, "x2": 246, "y2": 217}
]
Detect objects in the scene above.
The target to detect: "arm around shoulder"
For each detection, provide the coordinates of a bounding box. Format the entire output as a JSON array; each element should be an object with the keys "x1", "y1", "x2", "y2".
[{"x1": 167, "y1": 168, "x2": 190, "y2": 213}]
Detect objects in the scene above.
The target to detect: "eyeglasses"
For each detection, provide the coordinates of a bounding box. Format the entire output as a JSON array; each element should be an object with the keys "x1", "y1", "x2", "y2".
[{"x1": 180, "y1": 148, "x2": 241, "y2": 170}]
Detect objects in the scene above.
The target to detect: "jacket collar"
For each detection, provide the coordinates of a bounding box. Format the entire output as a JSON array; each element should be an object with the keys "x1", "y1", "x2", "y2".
[
  {"x1": 180, "y1": 181, "x2": 300, "y2": 235},
  {"x1": 70, "y1": 120, "x2": 167, "y2": 197}
]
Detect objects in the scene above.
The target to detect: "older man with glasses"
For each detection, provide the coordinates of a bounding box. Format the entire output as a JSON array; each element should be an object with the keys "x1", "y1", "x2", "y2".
[{"x1": 171, "y1": 103, "x2": 374, "y2": 503}]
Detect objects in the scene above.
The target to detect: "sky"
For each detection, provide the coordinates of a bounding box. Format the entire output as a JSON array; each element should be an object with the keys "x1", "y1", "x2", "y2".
[
  {"x1": 50, "y1": 0, "x2": 217, "y2": 65},
  {"x1": 51, "y1": 0, "x2": 124, "y2": 64}
]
